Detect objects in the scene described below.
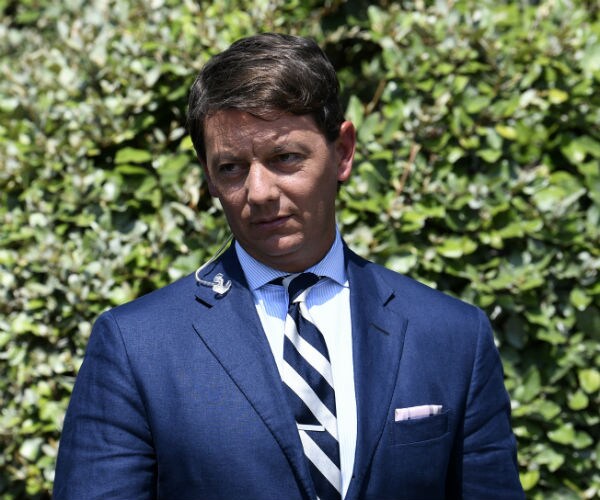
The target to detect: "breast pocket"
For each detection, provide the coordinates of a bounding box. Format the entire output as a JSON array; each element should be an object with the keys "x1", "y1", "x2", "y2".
[{"x1": 391, "y1": 410, "x2": 450, "y2": 446}]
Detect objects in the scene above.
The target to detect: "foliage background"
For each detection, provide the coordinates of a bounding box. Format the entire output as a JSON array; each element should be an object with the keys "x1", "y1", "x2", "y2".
[{"x1": 1, "y1": 0, "x2": 599, "y2": 498}]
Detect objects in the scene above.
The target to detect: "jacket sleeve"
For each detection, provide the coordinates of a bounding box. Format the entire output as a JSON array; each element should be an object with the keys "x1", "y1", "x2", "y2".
[
  {"x1": 53, "y1": 312, "x2": 156, "y2": 499},
  {"x1": 460, "y1": 309, "x2": 524, "y2": 499}
]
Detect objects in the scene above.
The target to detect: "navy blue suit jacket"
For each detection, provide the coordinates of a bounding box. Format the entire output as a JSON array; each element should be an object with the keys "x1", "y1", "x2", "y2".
[{"x1": 54, "y1": 245, "x2": 523, "y2": 499}]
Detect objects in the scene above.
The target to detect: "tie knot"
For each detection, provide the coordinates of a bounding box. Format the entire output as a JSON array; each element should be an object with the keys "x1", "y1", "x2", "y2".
[{"x1": 271, "y1": 272, "x2": 320, "y2": 304}]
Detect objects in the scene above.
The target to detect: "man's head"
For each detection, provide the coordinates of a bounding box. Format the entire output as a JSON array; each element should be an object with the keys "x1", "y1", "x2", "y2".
[
  {"x1": 188, "y1": 34, "x2": 355, "y2": 272},
  {"x1": 187, "y1": 33, "x2": 345, "y2": 165}
]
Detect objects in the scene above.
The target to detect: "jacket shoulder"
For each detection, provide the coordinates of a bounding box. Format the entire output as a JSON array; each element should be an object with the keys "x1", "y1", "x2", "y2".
[
  {"x1": 346, "y1": 248, "x2": 480, "y2": 318},
  {"x1": 100, "y1": 273, "x2": 199, "y2": 327}
]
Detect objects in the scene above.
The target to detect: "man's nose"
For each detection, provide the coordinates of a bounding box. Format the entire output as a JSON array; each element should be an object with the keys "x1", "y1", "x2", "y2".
[{"x1": 246, "y1": 162, "x2": 278, "y2": 205}]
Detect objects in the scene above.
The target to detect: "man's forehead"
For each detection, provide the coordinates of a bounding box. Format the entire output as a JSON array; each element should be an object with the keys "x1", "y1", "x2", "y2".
[
  {"x1": 206, "y1": 108, "x2": 314, "y2": 128},
  {"x1": 204, "y1": 109, "x2": 320, "y2": 149}
]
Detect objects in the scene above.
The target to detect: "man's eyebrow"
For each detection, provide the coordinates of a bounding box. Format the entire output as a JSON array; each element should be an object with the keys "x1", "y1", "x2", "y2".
[{"x1": 271, "y1": 142, "x2": 311, "y2": 154}]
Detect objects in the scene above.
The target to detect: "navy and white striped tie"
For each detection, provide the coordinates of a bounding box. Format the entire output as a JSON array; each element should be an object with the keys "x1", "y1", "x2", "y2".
[{"x1": 276, "y1": 273, "x2": 341, "y2": 500}]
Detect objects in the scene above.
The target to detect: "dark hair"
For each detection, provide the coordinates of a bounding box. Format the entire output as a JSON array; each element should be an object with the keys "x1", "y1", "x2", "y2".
[{"x1": 187, "y1": 33, "x2": 344, "y2": 163}]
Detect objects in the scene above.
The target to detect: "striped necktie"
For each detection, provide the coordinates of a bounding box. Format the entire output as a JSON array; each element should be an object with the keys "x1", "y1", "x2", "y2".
[{"x1": 276, "y1": 273, "x2": 341, "y2": 500}]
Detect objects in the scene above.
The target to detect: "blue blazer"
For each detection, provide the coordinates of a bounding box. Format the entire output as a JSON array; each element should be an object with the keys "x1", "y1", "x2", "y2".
[{"x1": 54, "y1": 245, "x2": 523, "y2": 499}]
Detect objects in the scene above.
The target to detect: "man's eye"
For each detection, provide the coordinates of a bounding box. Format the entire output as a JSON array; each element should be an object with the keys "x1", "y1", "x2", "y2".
[
  {"x1": 218, "y1": 163, "x2": 244, "y2": 174},
  {"x1": 274, "y1": 153, "x2": 302, "y2": 165}
]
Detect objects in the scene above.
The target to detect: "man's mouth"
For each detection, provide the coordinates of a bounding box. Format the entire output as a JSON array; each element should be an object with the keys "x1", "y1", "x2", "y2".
[{"x1": 252, "y1": 215, "x2": 292, "y2": 229}]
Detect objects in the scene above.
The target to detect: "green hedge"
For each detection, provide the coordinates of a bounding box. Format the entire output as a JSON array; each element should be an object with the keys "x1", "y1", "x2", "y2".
[{"x1": 1, "y1": 0, "x2": 598, "y2": 498}]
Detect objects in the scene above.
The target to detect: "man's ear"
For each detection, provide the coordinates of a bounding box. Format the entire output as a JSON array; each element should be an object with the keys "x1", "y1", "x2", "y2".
[{"x1": 336, "y1": 121, "x2": 356, "y2": 183}]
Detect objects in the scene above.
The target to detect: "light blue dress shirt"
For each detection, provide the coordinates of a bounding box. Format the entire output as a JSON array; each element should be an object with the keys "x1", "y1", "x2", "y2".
[{"x1": 235, "y1": 231, "x2": 357, "y2": 498}]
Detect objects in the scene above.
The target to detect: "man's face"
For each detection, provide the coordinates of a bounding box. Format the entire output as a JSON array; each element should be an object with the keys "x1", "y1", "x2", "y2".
[{"x1": 203, "y1": 109, "x2": 355, "y2": 272}]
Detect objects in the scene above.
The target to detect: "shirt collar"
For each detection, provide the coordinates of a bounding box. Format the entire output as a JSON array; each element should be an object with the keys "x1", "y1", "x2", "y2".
[{"x1": 235, "y1": 229, "x2": 347, "y2": 291}]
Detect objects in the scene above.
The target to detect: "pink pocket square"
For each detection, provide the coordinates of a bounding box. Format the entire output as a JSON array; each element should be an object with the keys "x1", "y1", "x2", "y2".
[{"x1": 395, "y1": 404, "x2": 443, "y2": 421}]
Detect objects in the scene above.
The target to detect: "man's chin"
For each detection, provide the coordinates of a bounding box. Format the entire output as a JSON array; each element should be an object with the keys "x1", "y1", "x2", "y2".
[
  {"x1": 237, "y1": 237, "x2": 307, "y2": 270},
  {"x1": 257, "y1": 240, "x2": 303, "y2": 262}
]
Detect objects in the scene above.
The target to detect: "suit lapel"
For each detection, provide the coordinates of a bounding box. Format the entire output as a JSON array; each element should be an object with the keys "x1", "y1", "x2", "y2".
[
  {"x1": 343, "y1": 248, "x2": 408, "y2": 500},
  {"x1": 191, "y1": 246, "x2": 315, "y2": 499}
]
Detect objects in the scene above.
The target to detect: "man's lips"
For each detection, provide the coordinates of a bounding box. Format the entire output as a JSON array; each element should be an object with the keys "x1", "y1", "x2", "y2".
[{"x1": 251, "y1": 215, "x2": 292, "y2": 229}]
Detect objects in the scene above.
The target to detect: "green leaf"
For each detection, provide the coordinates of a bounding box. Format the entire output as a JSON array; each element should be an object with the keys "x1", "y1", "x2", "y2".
[
  {"x1": 534, "y1": 445, "x2": 565, "y2": 472},
  {"x1": 573, "y1": 431, "x2": 593, "y2": 450},
  {"x1": 345, "y1": 95, "x2": 364, "y2": 129},
  {"x1": 115, "y1": 164, "x2": 151, "y2": 175},
  {"x1": 570, "y1": 288, "x2": 591, "y2": 311},
  {"x1": 580, "y1": 42, "x2": 600, "y2": 75},
  {"x1": 561, "y1": 136, "x2": 600, "y2": 164},
  {"x1": 535, "y1": 400, "x2": 561, "y2": 420},
  {"x1": 515, "y1": 366, "x2": 541, "y2": 403},
  {"x1": 578, "y1": 369, "x2": 600, "y2": 394},
  {"x1": 547, "y1": 88, "x2": 569, "y2": 104},
  {"x1": 19, "y1": 438, "x2": 44, "y2": 462},
  {"x1": 477, "y1": 148, "x2": 502, "y2": 163},
  {"x1": 115, "y1": 147, "x2": 153, "y2": 164},
  {"x1": 495, "y1": 124, "x2": 517, "y2": 140},
  {"x1": 436, "y1": 237, "x2": 477, "y2": 258},
  {"x1": 519, "y1": 470, "x2": 540, "y2": 491},
  {"x1": 567, "y1": 390, "x2": 588, "y2": 410},
  {"x1": 532, "y1": 186, "x2": 564, "y2": 212},
  {"x1": 386, "y1": 252, "x2": 417, "y2": 274},
  {"x1": 464, "y1": 95, "x2": 491, "y2": 114},
  {"x1": 548, "y1": 423, "x2": 575, "y2": 445}
]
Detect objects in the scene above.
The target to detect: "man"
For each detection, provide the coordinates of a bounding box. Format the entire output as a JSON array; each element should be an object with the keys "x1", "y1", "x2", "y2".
[{"x1": 54, "y1": 33, "x2": 524, "y2": 499}]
